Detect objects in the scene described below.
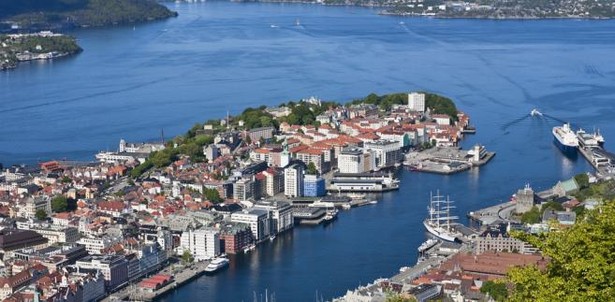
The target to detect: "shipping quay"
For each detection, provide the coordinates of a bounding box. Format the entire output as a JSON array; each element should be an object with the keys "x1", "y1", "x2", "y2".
[
  {"x1": 404, "y1": 144, "x2": 495, "y2": 175},
  {"x1": 103, "y1": 260, "x2": 211, "y2": 302},
  {"x1": 575, "y1": 129, "x2": 615, "y2": 176}
]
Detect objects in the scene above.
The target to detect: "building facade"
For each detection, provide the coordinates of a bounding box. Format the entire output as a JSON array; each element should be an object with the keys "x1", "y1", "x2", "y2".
[
  {"x1": 303, "y1": 175, "x2": 326, "y2": 197},
  {"x1": 74, "y1": 255, "x2": 129, "y2": 291},
  {"x1": 337, "y1": 148, "x2": 365, "y2": 174},
  {"x1": 408, "y1": 92, "x2": 426, "y2": 112},
  {"x1": 178, "y1": 228, "x2": 220, "y2": 261},
  {"x1": 253, "y1": 201, "x2": 294, "y2": 234},
  {"x1": 364, "y1": 140, "x2": 402, "y2": 169},
  {"x1": 284, "y1": 163, "x2": 304, "y2": 198},
  {"x1": 230, "y1": 209, "x2": 271, "y2": 242}
]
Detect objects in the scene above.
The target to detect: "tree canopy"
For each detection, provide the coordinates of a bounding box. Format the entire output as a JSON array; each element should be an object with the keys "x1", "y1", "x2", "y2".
[
  {"x1": 204, "y1": 188, "x2": 223, "y2": 204},
  {"x1": 181, "y1": 250, "x2": 194, "y2": 264},
  {"x1": 349, "y1": 92, "x2": 458, "y2": 119},
  {"x1": 306, "y1": 162, "x2": 318, "y2": 175},
  {"x1": 1, "y1": 0, "x2": 178, "y2": 27},
  {"x1": 480, "y1": 280, "x2": 508, "y2": 302},
  {"x1": 520, "y1": 206, "x2": 541, "y2": 224},
  {"x1": 508, "y1": 201, "x2": 615, "y2": 301},
  {"x1": 35, "y1": 209, "x2": 48, "y2": 220},
  {"x1": 51, "y1": 195, "x2": 68, "y2": 213}
]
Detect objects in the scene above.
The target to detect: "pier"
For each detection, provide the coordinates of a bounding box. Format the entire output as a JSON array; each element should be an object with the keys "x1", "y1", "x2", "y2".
[
  {"x1": 404, "y1": 145, "x2": 495, "y2": 175},
  {"x1": 467, "y1": 201, "x2": 516, "y2": 230},
  {"x1": 103, "y1": 260, "x2": 211, "y2": 302},
  {"x1": 577, "y1": 146, "x2": 615, "y2": 177}
]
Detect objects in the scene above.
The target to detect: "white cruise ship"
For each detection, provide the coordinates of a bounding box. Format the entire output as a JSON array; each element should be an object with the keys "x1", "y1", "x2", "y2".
[{"x1": 552, "y1": 123, "x2": 578, "y2": 156}]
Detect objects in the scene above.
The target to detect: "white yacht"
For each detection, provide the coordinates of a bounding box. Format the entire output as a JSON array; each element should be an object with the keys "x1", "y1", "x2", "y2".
[{"x1": 204, "y1": 257, "x2": 229, "y2": 274}]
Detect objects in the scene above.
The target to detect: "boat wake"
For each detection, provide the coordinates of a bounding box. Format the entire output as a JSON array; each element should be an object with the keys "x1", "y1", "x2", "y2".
[{"x1": 500, "y1": 115, "x2": 529, "y2": 131}]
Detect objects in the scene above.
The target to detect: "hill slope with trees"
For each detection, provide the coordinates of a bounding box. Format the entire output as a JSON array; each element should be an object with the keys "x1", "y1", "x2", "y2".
[{"x1": 0, "y1": 0, "x2": 177, "y2": 30}]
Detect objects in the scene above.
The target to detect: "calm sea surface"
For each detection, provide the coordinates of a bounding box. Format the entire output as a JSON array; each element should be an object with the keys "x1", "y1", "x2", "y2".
[{"x1": 2, "y1": 2, "x2": 615, "y2": 301}]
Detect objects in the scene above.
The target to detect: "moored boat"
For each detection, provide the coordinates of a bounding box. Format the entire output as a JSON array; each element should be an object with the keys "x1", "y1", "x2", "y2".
[
  {"x1": 552, "y1": 123, "x2": 578, "y2": 156},
  {"x1": 417, "y1": 238, "x2": 438, "y2": 253},
  {"x1": 205, "y1": 257, "x2": 229, "y2": 274},
  {"x1": 423, "y1": 191, "x2": 461, "y2": 242}
]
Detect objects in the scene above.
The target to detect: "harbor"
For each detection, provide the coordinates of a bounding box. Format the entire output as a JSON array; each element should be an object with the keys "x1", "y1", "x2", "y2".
[{"x1": 548, "y1": 115, "x2": 615, "y2": 177}]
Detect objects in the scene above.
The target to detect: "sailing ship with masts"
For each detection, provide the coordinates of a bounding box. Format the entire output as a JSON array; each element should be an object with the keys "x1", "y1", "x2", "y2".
[{"x1": 423, "y1": 191, "x2": 462, "y2": 242}]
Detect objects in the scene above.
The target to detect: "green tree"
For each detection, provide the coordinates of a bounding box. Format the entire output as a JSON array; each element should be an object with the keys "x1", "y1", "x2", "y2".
[
  {"x1": 540, "y1": 201, "x2": 564, "y2": 214},
  {"x1": 480, "y1": 280, "x2": 508, "y2": 302},
  {"x1": 51, "y1": 195, "x2": 68, "y2": 213},
  {"x1": 385, "y1": 292, "x2": 416, "y2": 302},
  {"x1": 425, "y1": 92, "x2": 458, "y2": 120},
  {"x1": 204, "y1": 188, "x2": 223, "y2": 204},
  {"x1": 131, "y1": 160, "x2": 153, "y2": 178},
  {"x1": 574, "y1": 173, "x2": 589, "y2": 189},
  {"x1": 181, "y1": 250, "x2": 194, "y2": 264},
  {"x1": 520, "y1": 206, "x2": 541, "y2": 224},
  {"x1": 35, "y1": 209, "x2": 48, "y2": 220},
  {"x1": 194, "y1": 134, "x2": 214, "y2": 147},
  {"x1": 306, "y1": 162, "x2": 318, "y2": 175},
  {"x1": 508, "y1": 201, "x2": 615, "y2": 302}
]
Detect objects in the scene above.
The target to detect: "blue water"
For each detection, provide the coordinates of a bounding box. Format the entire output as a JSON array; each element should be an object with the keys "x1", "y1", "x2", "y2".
[{"x1": 2, "y1": 1, "x2": 614, "y2": 301}]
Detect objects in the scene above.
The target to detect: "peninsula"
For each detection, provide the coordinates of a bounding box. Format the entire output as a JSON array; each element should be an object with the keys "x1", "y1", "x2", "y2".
[
  {"x1": 0, "y1": 0, "x2": 178, "y2": 32},
  {"x1": 0, "y1": 91, "x2": 488, "y2": 301},
  {"x1": 0, "y1": 31, "x2": 81, "y2": 70}
]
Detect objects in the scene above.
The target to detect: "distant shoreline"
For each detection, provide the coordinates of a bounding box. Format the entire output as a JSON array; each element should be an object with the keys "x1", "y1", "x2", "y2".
[{"x1": 225, "y1": 0, "x2": 615, "y2": 20}]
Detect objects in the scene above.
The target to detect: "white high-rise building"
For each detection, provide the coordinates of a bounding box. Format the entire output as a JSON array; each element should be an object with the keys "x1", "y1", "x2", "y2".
[
  {"x1": 338, "y1": 148, "x2": 365, "y2": 174},
  {"x1": 284, "y1": 163, "x2": 304, "y2": 198},
  {"x1": 231, "y1": 209, "x2": 271, "y2": 242},
  {"x1": 178, "y1": 228, "x2": 220, "y2": 261},
  {"x1": 408, "y1": 92, "x2": 426, "y2": 112}
]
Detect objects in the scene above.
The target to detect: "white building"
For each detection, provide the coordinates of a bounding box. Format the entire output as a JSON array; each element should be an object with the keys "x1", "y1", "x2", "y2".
[
  {"x1": 231, "y1": 209, "x2": 271, "y2": 242},
  {"x1": 77, "y1": 236, "x2": 121, "y2": 255},
  {"x1": 364, "y1": 140, "x2": 402, "y2": 169},
  {"x1": 178, "y1": 228, "x2": 220, "y2": 261},
  {"x1": 253, "y1": 201, "x2": 294, "y2": 234},
  {"x1": 432, "y1": 114, "x2": 451, "y2": 125},
  {"x1": 284, "y1": 163, "x2": 304, "y2": 198},
  {"x1": 338, "y1": 148, "x2": 365, "y2": 174},
  {"x1": 408, "y1": 92, "x2": 426, "y2": 112},
  {"x1": 32, "y1": 226, "x2": 80, "y2": 244}
]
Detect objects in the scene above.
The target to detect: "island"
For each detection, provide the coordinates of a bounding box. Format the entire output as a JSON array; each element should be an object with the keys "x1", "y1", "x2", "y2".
[
  {"x1": 0, "y1": 31, "x2": 82, "y2": 70},
  {"x1": 0, "y1": 0, "x2": 178, "y2": 32}
]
